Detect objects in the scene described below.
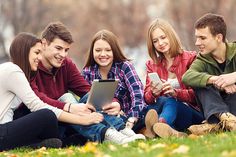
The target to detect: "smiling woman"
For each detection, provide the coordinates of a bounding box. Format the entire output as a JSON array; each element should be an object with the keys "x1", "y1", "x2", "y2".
[
  {"x1": 144, "y1": 18, "x2": 204, "y2": 138},
  {"x1": 0, "y1": 33, "x2": 62, "y2": 150},
  {"x1": 0, "y1": 32, "x2": 106, "y2": 151},
  {"x1": 9, "y1": 33, "x2": 42, "y2": 80},
  {"x1": 82, "y1": 29, "x2": 147, "y2": 131},
  {"x1": 93, "y1": 39, "x2": 114, "y2": 77},
  {"x1": 29, "y1": 42, "x2": 43, "y2": 71}
]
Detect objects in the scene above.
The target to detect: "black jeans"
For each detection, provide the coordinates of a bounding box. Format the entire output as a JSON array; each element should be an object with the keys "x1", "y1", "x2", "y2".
[
  {"x1": 14, "y1": 105, "x2": 87, "y2": 146},
  {"x1": 0, "y1": 109, "x2": 59, "y2": 151},
  {"x1": 195, "y1": 86, "x2": 236, "y2": 123}
]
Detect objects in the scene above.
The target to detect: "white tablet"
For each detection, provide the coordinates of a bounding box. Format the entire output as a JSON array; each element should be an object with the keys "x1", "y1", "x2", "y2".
[{"x1": 87, "y1": 79, "x2": 119, "y2": 111}]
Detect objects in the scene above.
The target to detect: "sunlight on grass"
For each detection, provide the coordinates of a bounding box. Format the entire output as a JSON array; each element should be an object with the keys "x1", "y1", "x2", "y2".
[{"x1": 1, "y1": 132, "x2": 236, "y2": 157}]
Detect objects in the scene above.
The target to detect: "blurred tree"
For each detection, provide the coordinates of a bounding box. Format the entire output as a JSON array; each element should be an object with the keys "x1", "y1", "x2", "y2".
[
  {"x1": 166, "y1": 0, "x2": 236, "y2": 50},
  {"x1": 0, "y1": 0, "x2": 235, "y2": 69}
]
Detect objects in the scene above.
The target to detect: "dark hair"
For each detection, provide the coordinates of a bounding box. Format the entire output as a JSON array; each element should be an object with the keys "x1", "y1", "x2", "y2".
[
  {"x1": 195, "y1": 13, "x2": 227, "y2": 42},
  {"x1": 41, "y1": 21, "x2": 73, "y2": 44},
  {"x1": 10, "y1": 32, "x2": 41, "y2": 81},
  {"x1": 84, "y1": 29, "x2": 129, "y2": 67}
]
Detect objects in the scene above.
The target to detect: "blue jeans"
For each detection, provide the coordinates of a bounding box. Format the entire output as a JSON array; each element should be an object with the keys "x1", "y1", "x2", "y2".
[
  {"x1": 153, "y1": 96, "x2": 204, "y2": 131},
  {"x1": 58, "y1": 93, "x2": 125, "y2": 142}
]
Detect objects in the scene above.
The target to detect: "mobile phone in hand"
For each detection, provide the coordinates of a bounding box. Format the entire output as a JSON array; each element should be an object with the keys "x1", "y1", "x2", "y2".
[{"x1": 148, "y1": 72, "x2": 163, "y2": 90}]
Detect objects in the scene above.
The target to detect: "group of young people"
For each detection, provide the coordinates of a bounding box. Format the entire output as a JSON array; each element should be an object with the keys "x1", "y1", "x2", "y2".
[{"x1": 1, "y1": 12, "x2": 236, "y2": 151}]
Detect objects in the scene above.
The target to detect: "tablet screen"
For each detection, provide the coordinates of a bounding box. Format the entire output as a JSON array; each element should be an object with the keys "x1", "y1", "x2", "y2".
[{"x1": 87, "y1": 79, "x2": 119, "y2": 111}]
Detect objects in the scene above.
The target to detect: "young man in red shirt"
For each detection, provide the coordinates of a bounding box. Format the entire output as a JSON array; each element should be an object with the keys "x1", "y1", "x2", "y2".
[{"x1": 30, "y1": 22, "x2": 145, "y2": 145}]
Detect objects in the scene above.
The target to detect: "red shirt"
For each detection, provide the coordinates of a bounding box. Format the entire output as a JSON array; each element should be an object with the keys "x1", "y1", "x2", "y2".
[
  {"x1": 30, "y1": 58, "x2": 90, "y2": 109},
  {"x1": 144, "y1": 51, "x2": 201, "y2": 111}
]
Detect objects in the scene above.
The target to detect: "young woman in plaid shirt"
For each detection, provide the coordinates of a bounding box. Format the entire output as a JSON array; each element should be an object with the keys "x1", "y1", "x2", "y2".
[{"x1": 83, "y1": 30, "x2": 147, "y2": 131}]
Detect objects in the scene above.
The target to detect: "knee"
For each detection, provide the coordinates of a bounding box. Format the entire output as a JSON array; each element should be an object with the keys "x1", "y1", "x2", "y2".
[
  {"x1": 59, "y1": 93, "x2": 77, "y2": 103},
  {"x1": 39, "y1": 109, "x2": 57, "y2": 122},
  {"x1": 195, "y1": 85, "x2": 217, "y2": 94},
  {"x1": 62, "y1": 93, "x2": 74, "y2": 98},
  {"x1": 164, "y1": 97, "x2": 178, "y2": 106}
]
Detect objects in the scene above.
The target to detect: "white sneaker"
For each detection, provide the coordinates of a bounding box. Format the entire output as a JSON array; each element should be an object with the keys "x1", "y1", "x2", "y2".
[
  {"x1": 119, "y1": 128, "x2": 146, "y2": 140},
  {"x1": 104, "y1": 128, "x2": 136, "y2": 144}
]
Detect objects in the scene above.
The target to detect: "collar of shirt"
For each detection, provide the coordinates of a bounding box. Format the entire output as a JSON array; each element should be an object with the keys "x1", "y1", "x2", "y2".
[{"x1": 93, "y1": 63, "x2": 117, "y2": 79}]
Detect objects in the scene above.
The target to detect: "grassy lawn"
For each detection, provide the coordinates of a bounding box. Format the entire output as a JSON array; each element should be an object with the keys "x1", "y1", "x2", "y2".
[{"x1": 1, "y1": 132, "x2": 236, "y2": 157}]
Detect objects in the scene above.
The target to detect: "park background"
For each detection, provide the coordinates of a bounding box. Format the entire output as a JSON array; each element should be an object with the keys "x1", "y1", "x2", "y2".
[{"x1": 0, "y1": 0, "x2": 236, "y2": 83}]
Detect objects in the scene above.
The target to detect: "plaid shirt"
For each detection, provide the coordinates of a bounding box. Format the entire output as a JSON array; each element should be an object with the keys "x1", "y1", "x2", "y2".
[
  {"x1": 144, "y1": 51, "x2": 201, "y2": 111},
  {"x1": 82, "y1": 61, "x2": 146, "y2": 118}
]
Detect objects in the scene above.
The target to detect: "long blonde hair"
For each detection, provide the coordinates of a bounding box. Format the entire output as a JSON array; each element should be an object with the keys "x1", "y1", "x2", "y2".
[{"x1": 147, "y1": 18, "x2": 183, "y2": 63}]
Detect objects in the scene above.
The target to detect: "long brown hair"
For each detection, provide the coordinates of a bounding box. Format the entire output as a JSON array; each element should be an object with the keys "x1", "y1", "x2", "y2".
[
  {"x1": 84, "y1": 29, "x2": 129, "y2": 67},
  {"x1": 147, "y1": 18, "x2": 183, "y2": 63},
  {"x1": 10, "y1": 32, "x2": 41, "y2": 81}
]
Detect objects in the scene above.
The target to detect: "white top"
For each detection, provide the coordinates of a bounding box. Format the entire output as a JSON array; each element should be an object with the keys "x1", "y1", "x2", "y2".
[
  {"x1": 167, "y1": 78, "x2": 180, "y2": 89},
  {"x1": 0, "y1": 62, "x2": 62, "y2": 124}
]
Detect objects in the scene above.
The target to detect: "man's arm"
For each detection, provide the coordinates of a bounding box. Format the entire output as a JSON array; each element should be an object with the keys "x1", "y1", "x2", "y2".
[
  {"x1": 182, "y1": 58, "x2": 212, "y2": 88},
  {"x1": 67, "y1": 59, "x2": 91, "y2": 97}
]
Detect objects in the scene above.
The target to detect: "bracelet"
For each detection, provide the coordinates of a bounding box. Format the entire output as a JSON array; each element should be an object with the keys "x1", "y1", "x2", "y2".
[
  {"x1": 68, "y1": 103, "x2": 72, "y2": 113},
  {"x1": 127, "y1": 117, "x2": 135, "y2": 124}
]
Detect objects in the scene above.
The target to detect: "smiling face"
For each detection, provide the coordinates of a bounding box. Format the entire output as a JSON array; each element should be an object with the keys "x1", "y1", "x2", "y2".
[
  {"x1": 152, "y1": 28, "x2": 171, "y2": 55},
  {"x1": 29, "y1": 42, "x2": 43, "y2": 71},
  {"x1": 41, "y1": 38, "x2": 71, "y2": 70},
  {"x1": 93, "y1": 39, "x2": 113, "y2": 69},
  {"x1": 195, "y1": 27, "x2": 219, "y2": 55}
]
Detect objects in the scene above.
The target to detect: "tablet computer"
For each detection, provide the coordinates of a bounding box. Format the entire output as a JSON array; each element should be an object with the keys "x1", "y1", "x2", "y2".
[{"x1": 87, "y1": 79, "x2": 119, "y2": 111}]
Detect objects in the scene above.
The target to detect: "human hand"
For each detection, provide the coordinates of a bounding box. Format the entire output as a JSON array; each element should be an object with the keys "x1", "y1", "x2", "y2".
[
  {"x1": 223, "y1": 84, "x2": 236, "y2": 94},
  {"x1": 208, "y1": 76, "x2": 219, "y2": 84},
  {"x1": 214, "y1": 73, "x2": 236, "y2": 88},
  {"x1": 125, "y1": 117, "x2": 138, "y2": 129},
  {"x1": 150, "y1": 81, "x2": 163, "y2": 97},
  {"x1": 69, "y1": 103, "x2": 96, "y2": 116},
  {"x1": 81, "y1": 112, "x2": 104, "y2": 125},
  {"x1": 208, "y1": 76, "x2": 223, "y2": 90},
  {"x1": 162, "y1": 81, "x2": 177, "y2": 97},
  {"x1": 102, "y1": 102, "x2": 121, "y2": 115}
]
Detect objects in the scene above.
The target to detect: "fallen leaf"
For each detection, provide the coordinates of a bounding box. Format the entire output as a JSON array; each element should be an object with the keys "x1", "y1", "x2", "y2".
[
  {"x1": 150, "y1": 143, "x2": 166, "y2": 150},
  {"x1": 138, "y1": 142, "x2": 150, "y2": 152},
  {"x1": 221, "y1": 150, "x2": 236, "y2": 157},
  {"x1": 122, "y1": 143, "x2": 129, "y2": 147},
  {"x1": 108, "y1": 144, "x2": 117, "y2": 151},
  {"x1": 188, "y1": 134, "x2": 199, "y2": 140},
  {"x1": 171, "y1": 145, "x2": 189, "y2": 154},
  {"x1": 78, "y1": 142, "x2": 98, "y2": 153}
]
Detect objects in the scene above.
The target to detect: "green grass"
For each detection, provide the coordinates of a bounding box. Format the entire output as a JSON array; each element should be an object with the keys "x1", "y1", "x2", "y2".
[{"x1": 1, "y1": 132, "x2": 236, "y2": 157}]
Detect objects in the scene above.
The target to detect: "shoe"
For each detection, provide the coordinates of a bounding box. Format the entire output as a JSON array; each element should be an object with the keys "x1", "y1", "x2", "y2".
[
  {"x1": 144, "y1": 109, "x2": 159, "y2": 138},
  {"x1": 104, "y1": 128, "x2": 136, "y2": 144},
  {"x1": 29, "y1": 138, "x2": 62, "y2": 149},
  {"x1": 188, "y1": 121, "x2": 220, "y2": 135},
  {"x1": 153, "y1": 123, "x2": 187, "y2": 138},
  {"x1": 219, "y1": 112, "x2": 236, "y2": 131},
  {"x1": 119, "y1": 128, "x2": 146, "y2": 140}
]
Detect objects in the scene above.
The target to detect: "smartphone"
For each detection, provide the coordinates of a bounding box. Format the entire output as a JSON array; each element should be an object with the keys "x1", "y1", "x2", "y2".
[{"x1": 148, "y1": 72, "x2": 163, "y2": 90}]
